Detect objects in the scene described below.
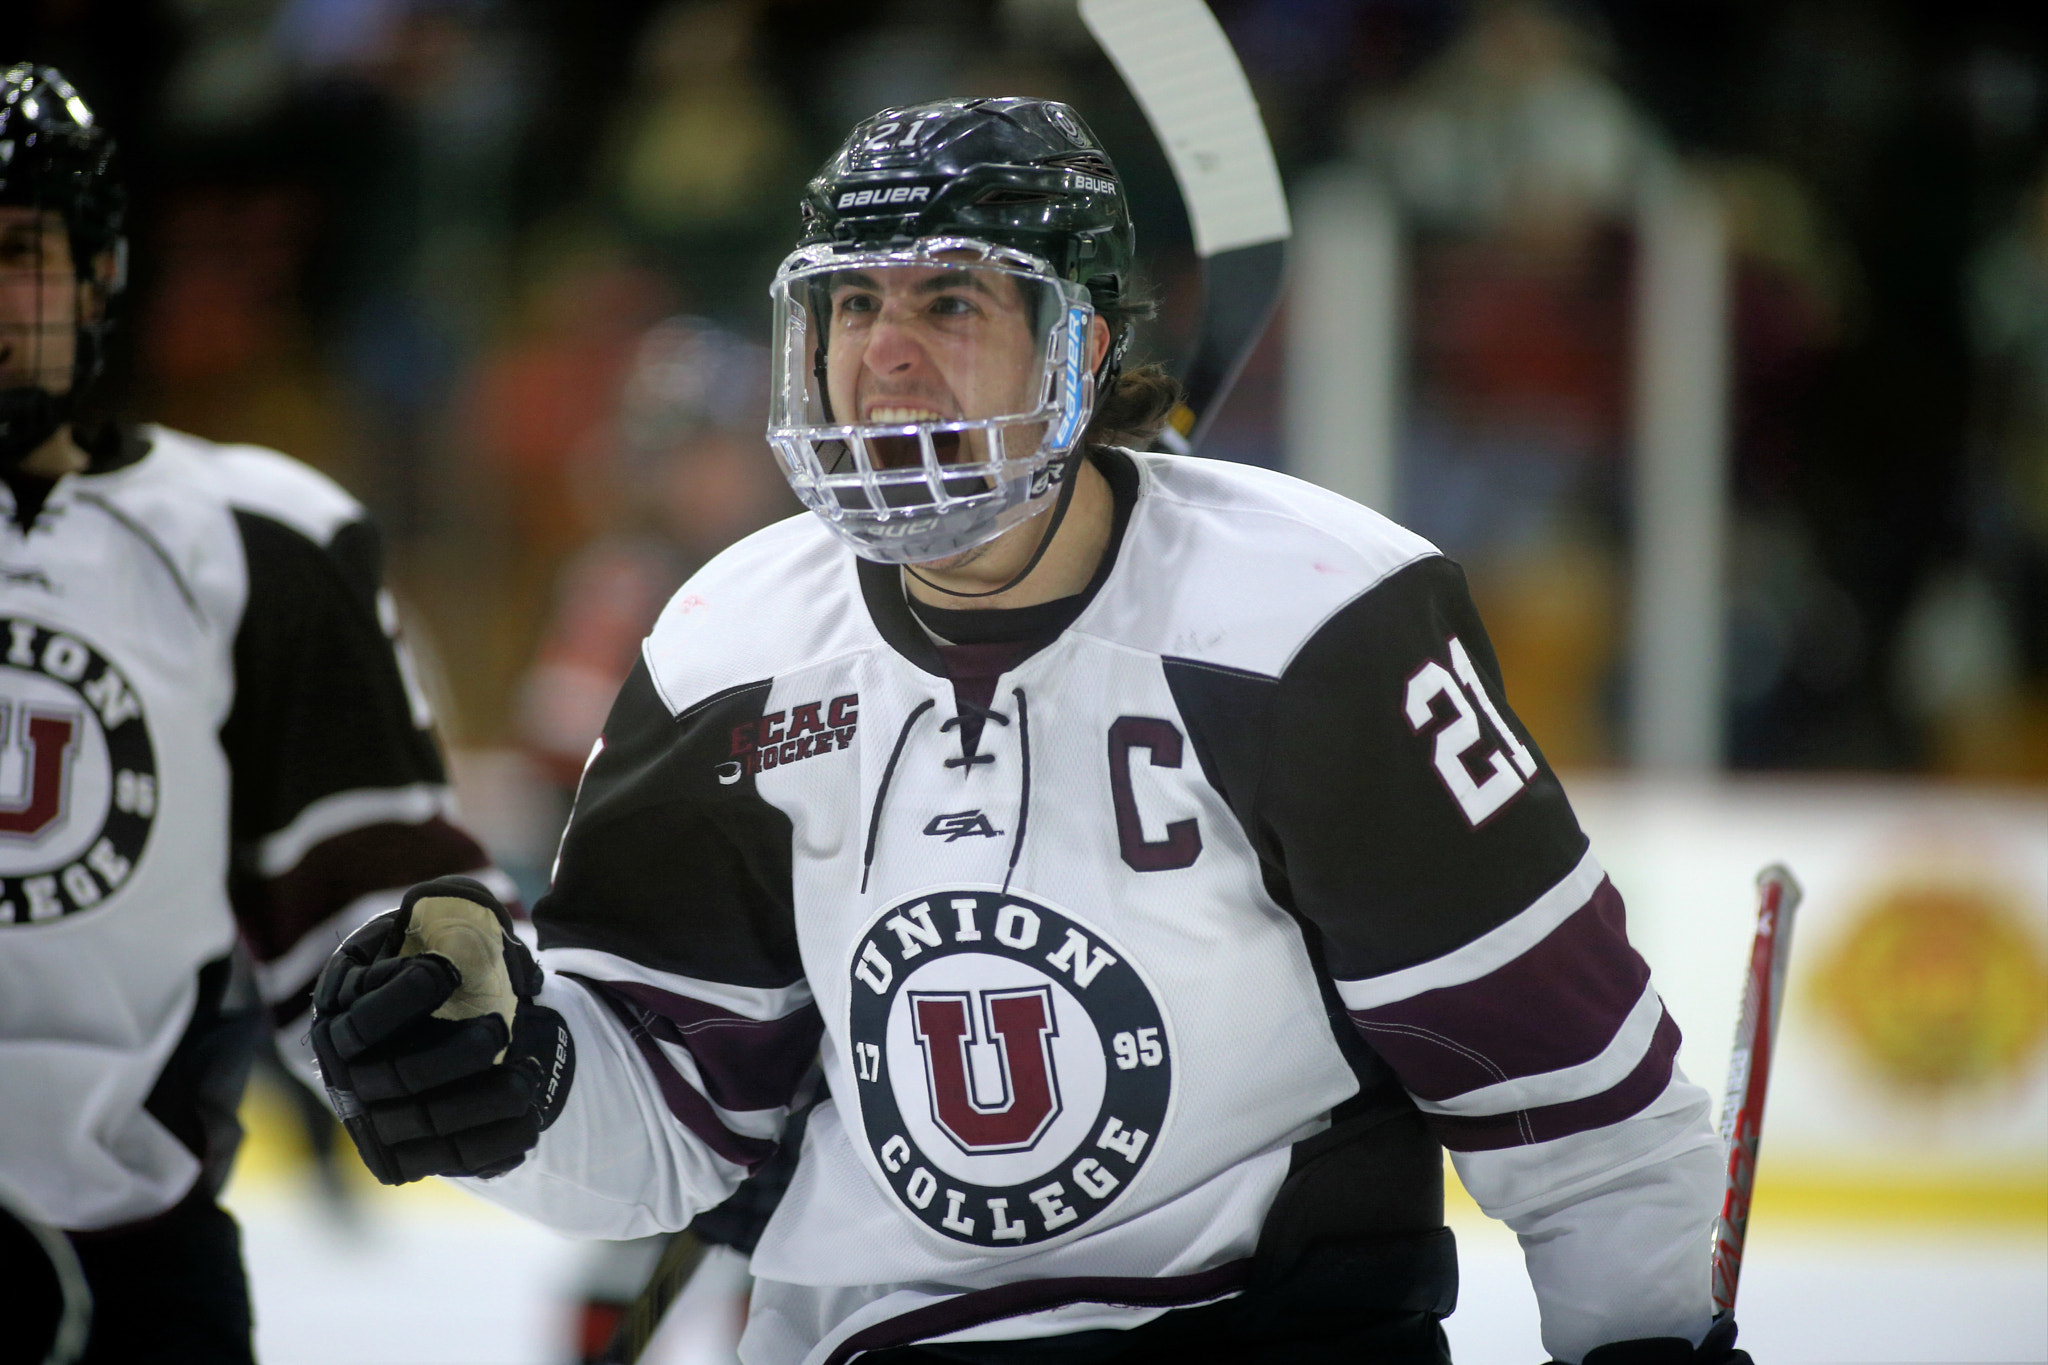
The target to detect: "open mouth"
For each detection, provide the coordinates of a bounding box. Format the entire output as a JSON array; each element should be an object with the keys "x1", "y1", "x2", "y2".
[{"x1": 864, "y1": 405, "x2": 964, "y2": 469}]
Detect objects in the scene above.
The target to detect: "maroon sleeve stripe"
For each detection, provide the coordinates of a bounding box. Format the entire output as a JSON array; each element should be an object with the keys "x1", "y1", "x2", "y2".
[
  {"x1": 236, "y1": 816, "x2": 490, "y2": 963},
  {"x1": 580, "y1": 979, "x2": 780, "y2": 1170},
  {"x1": 1346, "y1": 878, "x2": 1648, "y2": 1102},
  {"x1": 570, "y1": 976, "x2": 822, "y2": 1114},
  {"x1": 1423, "y1": 1009, "x2": 1682, "y2": 1152}
]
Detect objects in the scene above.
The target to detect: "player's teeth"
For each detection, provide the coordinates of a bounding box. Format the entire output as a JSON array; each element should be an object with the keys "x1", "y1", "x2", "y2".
[{"x1": 870, "y1": 407, "x2": 943, "y2": 424}]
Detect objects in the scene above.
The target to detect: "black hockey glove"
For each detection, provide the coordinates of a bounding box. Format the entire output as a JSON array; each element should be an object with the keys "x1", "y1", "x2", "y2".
[
  {"x1": 1560, "y1": 1316, "x2": 1751, "y2": 1365},
  {"x1": 310, "y1": 877, "x2": 574, "y2": 1185}
]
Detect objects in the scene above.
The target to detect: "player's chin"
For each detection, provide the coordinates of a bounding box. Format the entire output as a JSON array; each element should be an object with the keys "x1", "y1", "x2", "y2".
[{"x1": 909, "y1": 543, "x2": 988, "y2": 574}]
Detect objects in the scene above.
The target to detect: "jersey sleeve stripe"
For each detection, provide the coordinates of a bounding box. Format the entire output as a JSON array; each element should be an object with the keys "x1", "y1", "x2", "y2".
[
  {"x1": 1343, "y1": 878, "x2": 1649, "y2": 1101},
  {"x1": 1331, "y1": 847, "x2": 1604, "y2": 1011},
  {"x1": 578, "y1": 977, "x2": 823, "y2": 1115},
  {"x1": 241, "y1": 817, "x2": 491, "y2": 964},
  {"x1": 1423, "y1": 1010, "x2": 1680, "y2": 1153},
  {"x1": 576, "y1": 976, "x2": 781, "y2": 1170},
  {"x1": 540, "y1": 947, "x2": 814, "y2": 1021},
  {"x1": 251, "y1": 885, "x2": 405, "y2": 1005},
  {"x1": 254, "y1": 782, "x2": 456, "y2": 878},
  {"x1": 1448, "y1": 1071, "x2": 1718, "y2": 1222},
  {"x1": 1405, "y1": 981, "x2": 1666, "y2": 1117}
]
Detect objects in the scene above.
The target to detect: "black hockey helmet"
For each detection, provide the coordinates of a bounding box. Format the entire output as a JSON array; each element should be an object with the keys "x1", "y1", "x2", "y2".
[
  {"x1": 797, "y1": 97, "x2": 1135, "y2": 348},
  {"x1": 0, "y1": 64, "x2": 125, "y2": 277},
  {"x1": 0, "y1": 63, "x2": 127, "y2": 465}
]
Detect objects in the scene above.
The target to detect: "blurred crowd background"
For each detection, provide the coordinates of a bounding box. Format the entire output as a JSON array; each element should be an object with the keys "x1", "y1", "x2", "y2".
[
  {"x1": 8, "y1": 1, "x2": 2046, "y2": 872},
  {"x1": 7, "y1": 3, "x2": 2043, "y2": 1360}
]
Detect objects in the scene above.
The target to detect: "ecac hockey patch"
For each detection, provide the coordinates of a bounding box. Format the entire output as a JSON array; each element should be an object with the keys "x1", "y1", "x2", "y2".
[
  {"x1": 847, "y1": 889, "x2": 1171, "y2": 1247},
  {"x1": 717, "y1": 693, "x2": 858, "y2": 784},
  {"x1": 0, "y1": 617, "x2": 157, "y2": 925}
]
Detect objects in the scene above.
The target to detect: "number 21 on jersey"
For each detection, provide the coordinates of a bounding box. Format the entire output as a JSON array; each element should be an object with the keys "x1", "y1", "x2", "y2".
[{"x1": 1405, "y1": 635, "x2": 1538, "y2": 827}]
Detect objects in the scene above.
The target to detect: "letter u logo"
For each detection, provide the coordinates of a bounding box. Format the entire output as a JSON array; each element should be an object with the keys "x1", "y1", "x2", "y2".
[
  {"x1": 910, "y1": 987, "x2": 1061, "y2": 1154},
  {"x1": 0, "y1": 702, "x2": 80, "y2": 839}
]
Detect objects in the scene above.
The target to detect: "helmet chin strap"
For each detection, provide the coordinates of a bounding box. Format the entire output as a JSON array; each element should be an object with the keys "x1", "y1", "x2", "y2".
[{"x1": 904, "y1": 447, "x2": 1086, "y2": 602}]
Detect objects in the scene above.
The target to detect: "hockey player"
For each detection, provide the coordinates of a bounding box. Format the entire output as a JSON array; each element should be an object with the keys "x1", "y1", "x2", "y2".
[
  {"x1": 311, "y1": 98, "x2": 1750, "y2": 1365},
  {"x1": 0, "y1": 64, "x2": 506, "y2": 1361}
]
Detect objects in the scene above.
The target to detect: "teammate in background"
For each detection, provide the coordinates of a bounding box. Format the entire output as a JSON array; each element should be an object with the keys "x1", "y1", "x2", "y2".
[
  {"x1": 0, "y1": 64, "x2": 508, "y2": 1362},
  {"x1": 312, "y1": 98, "x2": 1748, "y2": 1364}
]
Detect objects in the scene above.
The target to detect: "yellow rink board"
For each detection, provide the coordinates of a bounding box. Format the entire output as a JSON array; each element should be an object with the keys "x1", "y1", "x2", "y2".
[{"x1": 1444, "y1": 1158, "x2": 2048, "y2": 1227}]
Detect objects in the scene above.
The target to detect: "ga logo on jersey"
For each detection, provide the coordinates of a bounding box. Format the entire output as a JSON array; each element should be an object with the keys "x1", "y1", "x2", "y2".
[
  {"x1": 847, "y1": 889, "x2": 1170, "y2": 1247},
  {"x1": 0, "y1": 618, "x2": 157, "y2": 925}
]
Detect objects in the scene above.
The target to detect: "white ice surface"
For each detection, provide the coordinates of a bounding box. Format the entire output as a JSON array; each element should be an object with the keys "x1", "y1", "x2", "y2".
[
  {"x1": 223, "y1": 1178, "x2": 587, "y2": 1365},
  {"x1": 1443, "y1": 1206, "x2": 2048, "y2": 1364},
  {"x1": 223, "y1": 1177, "x2": 2045, "y2": 1365}
]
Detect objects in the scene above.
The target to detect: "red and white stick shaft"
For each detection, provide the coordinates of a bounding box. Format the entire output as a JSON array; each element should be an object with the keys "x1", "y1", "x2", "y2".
[{"x1": 1711, "y1": 863, "x2": 1802, "y2": 1316}]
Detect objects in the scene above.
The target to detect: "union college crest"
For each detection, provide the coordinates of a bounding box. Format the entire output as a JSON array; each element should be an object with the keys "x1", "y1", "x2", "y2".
[
  {"x1": 847, "y1": 890, "x2": 1171, "y2": 1247},
  {"x1": 0, "y1": 618, "x2": 157, "y2": 924}
]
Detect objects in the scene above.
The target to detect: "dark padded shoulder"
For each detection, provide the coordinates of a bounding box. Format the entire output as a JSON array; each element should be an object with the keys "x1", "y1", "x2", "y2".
[
  {"x1": 1203, "y1": 555, "x2": 1587, "y2": 981},
  {"x1": 1167, "y1": 654, "x2": 1415, "y2": 1096},
  {"x1": 1162, "y1": 657, "x2": 1280, "y2": 862},
  {"x1": 536, "y1": 659, "x2": 802, "y2": 989},
  {"x1": 222, "y1": 508, "x2": 446, "y2": 843},
  {"x1": 324, "y1": 518, "x2": 384, "y2": 614}
]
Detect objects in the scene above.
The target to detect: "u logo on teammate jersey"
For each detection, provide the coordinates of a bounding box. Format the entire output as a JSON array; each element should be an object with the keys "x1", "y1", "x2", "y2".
[
  {"x1": 0, "y1": 701, "x2": 82, "y2": 838},
  {"x1": 0, "y1": 618, "x2": 158, "y2": 925},
  {"x1": 847, "y1": 890, "x2": 1171, "y2": 1247}
]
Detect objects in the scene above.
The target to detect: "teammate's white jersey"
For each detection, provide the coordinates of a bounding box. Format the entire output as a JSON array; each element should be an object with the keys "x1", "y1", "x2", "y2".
[
  {"x1": 467, "y1": 450, "x2": 1721, "y2": 1364},
  {"x1": 0, "y1": 426, "x2": 494, "y2": 1231}
]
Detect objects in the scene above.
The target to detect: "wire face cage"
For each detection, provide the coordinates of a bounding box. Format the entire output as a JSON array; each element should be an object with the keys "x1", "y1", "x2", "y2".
[{"x1": 767, "y1": 237, "x2": 1096, "y2": 564}]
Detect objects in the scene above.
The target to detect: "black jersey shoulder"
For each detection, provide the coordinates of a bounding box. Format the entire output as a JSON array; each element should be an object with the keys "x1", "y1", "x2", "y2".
[
  {"x1": 220, "y1": 507, "x2": 445, "y2": 844},
  {"x1": 536, "y1": 658, "x2": 802, "y2": 988},
  {"x1": 1167, "y1": 552, "x2": 1587, "y2": 981},
  {"x1": 542, "y1": 513, "x2": 875, "y2": 988}
]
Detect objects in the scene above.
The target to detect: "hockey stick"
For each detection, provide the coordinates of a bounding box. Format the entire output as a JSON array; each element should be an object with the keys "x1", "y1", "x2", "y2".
[
  {"x1": 1079, "y1": 0, "x2": 1291, "y2": 454},
  {"x1": 1711, "y1": 863, "x2": 1802, "y2": 1316},
  {"x1": 597, "y1": 1231, "x2": 706, "y2": 1364}
]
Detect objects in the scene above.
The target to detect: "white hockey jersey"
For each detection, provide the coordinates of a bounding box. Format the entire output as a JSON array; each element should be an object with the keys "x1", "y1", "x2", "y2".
[
  {"x1": 467, "y1": 450, "x2": 1722, "y2": 1364},
  {"x1": 0, "y1": 426, "x2": 496, "y2": 1231}
]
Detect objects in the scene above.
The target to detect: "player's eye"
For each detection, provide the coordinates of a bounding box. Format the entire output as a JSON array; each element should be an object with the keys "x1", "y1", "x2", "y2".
[
  {"x1": 928, "y1": 294, "x2": 977, "y2": 318},
  {"x1": 834, "y1": 292, "x2": 878, "y2": 321}
]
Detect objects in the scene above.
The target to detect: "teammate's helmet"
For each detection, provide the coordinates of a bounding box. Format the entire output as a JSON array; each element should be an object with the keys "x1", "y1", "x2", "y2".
[
  {"x1": 767, "y1": 97, "x2": 1136, "y2": 564},
  {"x1": 0, "y1": 63, "x2": 127, "y2": 466}
]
